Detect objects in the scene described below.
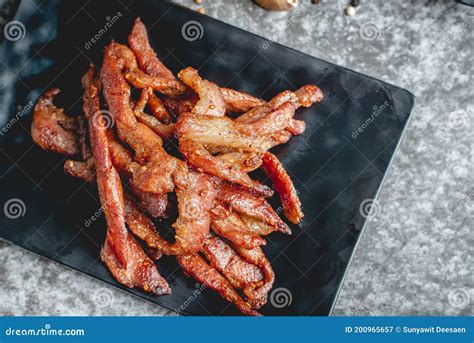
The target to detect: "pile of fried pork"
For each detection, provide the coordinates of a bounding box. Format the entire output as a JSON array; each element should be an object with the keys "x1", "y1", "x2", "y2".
[{"x1": 30, "y1": 18, "x2": 323, "y2": 316}]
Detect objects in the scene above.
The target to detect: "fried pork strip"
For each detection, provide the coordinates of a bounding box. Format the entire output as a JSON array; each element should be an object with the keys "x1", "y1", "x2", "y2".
[
  {"x1": 220, "y1": 87, "x2": 265, "y2": 113},
  {"x1": 217, "y1": 183, "x2": 291, "y2": 235},
  {"x1": 178, "y1": 67, "x2": 226, "y2": 117},
  {"x1": 235, "y1": 85, "x2": 323, "y2": 124},
  {"x1": 177, "y1": 254, "x2": 261, "y2": 316},
  {"x1": 128, "y1": 18, "x2": 176, "y2": 80},
  {"x1": 31, "y1": 89, "x2": 79, "y2": 156},
  {"x1": 210, "y1": 202, "x2": 265, "y2": 249},
  {"x1": 124, "y1": 197, "x2": 266, "y2": 312},
  {"x1": 101, "y1": 42, "x2": 178, "y2": 195},
  {"x1": 128, "y1": 18, "x2": 265, "y2": 114},
  {"x1": 201, "y1": 235, "x2": 268, "y2": 308},
  {"x1": 134, "y1": 88, "x2": 175, "y2": 139},
  {"x1": 179, "y1": 140, "x2": 273, "y2": 197},
  {"x1": 82, "y1": 66, "x2": 170, "y2": 295},
  {"x1": 262, "y1": 152, "x2": 303, "y2": 224}
]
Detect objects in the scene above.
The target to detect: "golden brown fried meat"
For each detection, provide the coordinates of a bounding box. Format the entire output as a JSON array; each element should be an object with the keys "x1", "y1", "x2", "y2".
[
  {"x1": 202, "y1": 235, "x2": 264, "y2": 288},
  {"x1": 123, "y1": 164, "x2": 218, "y2": 256},
  {"x1": 31, "y1": 88, "x2": 79, "y2": 156},
  {"x1": 128, "y1": 17, "x2": 176, "y2": 80},
  {"x1": 202, "y1": 235, "x2": 267, "y2": 308},
  {"x1": 220, "y1": 87, "x2": 265, "y2": 113},
  {"x1": 64, "y1": 158, "x2": 95, "y2": 182},
  {"x1": 240, "y1": 215, "x2": 276, "y2": 236},
  {"x1": 216, "y1": 152, "x2": 263, "y2": 173},
  {"x1": 134, "y1": 111, "x2": 175, "y2": 139},
  {"x1": 236, "y1": 101, "x2": 297, "y2": 137},
  {"x1": 148, "y1": 92, "x2": 173, "y2": 124},
  {"x1": 236, "y1": 85, "x2": 323, "y2": 125},
  {"x1": 210, "y1": 202, "x2": 265, "y2": 249},
  {"x1": 217, "y1": 183, "x2": 291, "y2": 235},
  {"x1": 101, "y1": 42, "x2": 178, "y2": 195},
  {"x1": 179, "y1": 140, "x2": 273, "y2": 198},
  {"x1": 107, "y1": 135, "x2": 169, "y2": 218},
  {"x1": 83, "y1": 66, "x2": 170, "y2": 295},
  {"x1": 172, "y1": 162, "x2": 219, "y2": 254},
  {"x1": 125, "y1": 70, "x2": 186, "y2": 97},
  {"x1": 286, "y1": 119, "x2": 306, "y2": 135},
  {"x1": 178, "y1": 67, "x2": 226, "y2": 117},
  {"x1": 177, "y1": 254, "x2": 261, "y2": 316},
  {"x1": 176, "y1": 114, "x2": 267, "y2": 152},
  {"x1": 233, "y1": 244, "x2": 274, "y2": 309},
  {"x1": 261, "y1": 152, "x2": 303, "y2": 224}
]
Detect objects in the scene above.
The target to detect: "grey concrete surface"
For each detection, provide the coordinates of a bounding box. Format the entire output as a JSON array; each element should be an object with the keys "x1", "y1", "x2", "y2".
[{"x1": 0, "y1": 0, "x2": 472, "y2": 316}]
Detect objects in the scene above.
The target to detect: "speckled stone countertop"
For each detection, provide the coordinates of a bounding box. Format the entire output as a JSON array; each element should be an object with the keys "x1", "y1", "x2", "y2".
[{"x1": 0, "y1": 0, "x2": 472, "y2": 316}]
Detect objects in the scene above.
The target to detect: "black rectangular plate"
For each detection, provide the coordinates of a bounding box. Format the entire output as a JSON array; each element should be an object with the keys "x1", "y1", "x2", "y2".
[{"x1": 0, "y1": 0, "x2": 414, "y2": 316}]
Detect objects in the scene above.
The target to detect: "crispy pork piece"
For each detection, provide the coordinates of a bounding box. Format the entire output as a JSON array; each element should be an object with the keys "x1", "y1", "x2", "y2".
[
  {"x1": 236, "y1": 101, "x2": 297, "y2": 137},
  {"x1": 128, "y1": 18, "x2": 176, "y2": 80},
  {"x1": 107, "y1": 132, "x2": 169, "y2": 219},
  {"x1": 286, "y1": 119, "x2": 306, "y2": 135},
  {"x1": 31, "y1": 88, "x2": 79, "y2": 156},
  {"x1": 234, "y1": 244, "x2": 274, "y2": 309},
  {"x1": 101, "y1": 42, "x2": 178, "y2": 195},
  {"x1": 240, "y1": 215, "x2": 276, "y2": 236},
  {"x1": 236, "y1": 85, "x2": 323, "y2": 124},
  {"x1": 177, "y1": 254, "x2": 261, "y2": 316},
  {"x1": 201, "y1": 235, "x2": 266, "y2": 308},
  {"x1": 64, "y1": 158, "x2": 95, "y2": 182},
  {"x1": 179, "y1": 140, "x2": 273, "y2": 197},
  {"x1": 261, "y1": 152, "x2": 303, "y2": 224},
  {"x1": 172, "y1": 162, "x2": 219, "y2": 253},
  {"x1": 210, "y1": 202, "x2": 265, "y2": 249},
  {"x1": 147, "y1": 92, "x2": 173, "y2": 124},
  {"x1": 201, "y1": 235, "x2": 264, "y2": 288},
  {"x1": 134, "y1": 111, "x2": 175, "y2": 139},
  {"x1": 178, "y1": 67, "x2": 226, "y2": 117},
  {"x1": 128, "y1": 18, "x2": 266, "y2": 115},
  {"x1": 216, "y1": 152, "x2": 263, "y2": 173},
  {"x1": 220, "y1": 87, "x2": 265, "y2": 113},
  {"x1": 135, "y1": 88, "x2": 173, "y2": 125},
  {"x1": 125, "y1": 70, "x2": 186, "y2": 97},
  {"x1": 123, "y1": 163, "x2": 218, "y2": 255},
  {"x1": 176, "y1": 114, "x2": 267, "y2": 151},
  {"x1": 83, "y1": 66, "x2": 170, "y2": 295},
  {"x1": 217, "y1": 183, "x2": 291, "y2": 235}
]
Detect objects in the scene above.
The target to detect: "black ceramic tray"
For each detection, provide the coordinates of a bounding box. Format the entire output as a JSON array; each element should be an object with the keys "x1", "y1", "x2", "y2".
[{"x1": 0, "y1": 0, "x2": 414, "y2": 316}]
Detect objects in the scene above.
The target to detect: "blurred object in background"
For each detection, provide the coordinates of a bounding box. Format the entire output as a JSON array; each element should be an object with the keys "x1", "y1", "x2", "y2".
[{"x1": 254, "y1": 0, "x2": 299, "y2": 11}]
